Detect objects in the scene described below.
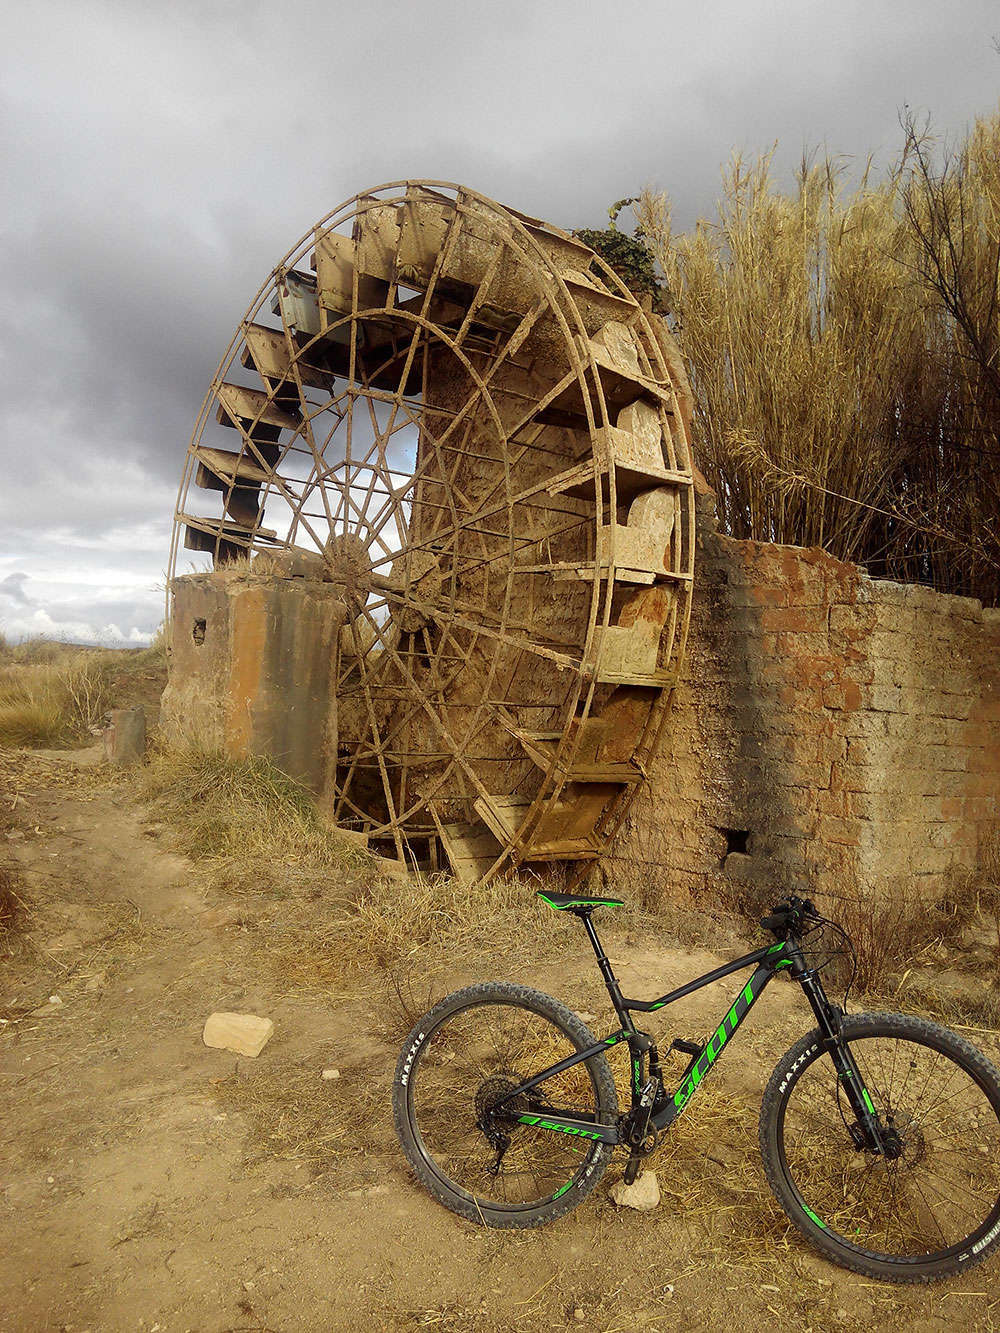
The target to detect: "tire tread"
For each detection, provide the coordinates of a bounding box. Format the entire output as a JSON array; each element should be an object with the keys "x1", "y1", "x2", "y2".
[
  {"x1": 392, "y1": 981, "x2": 619, "y2": 1230},
  {"x1": 759, "y1": 1010, "x2": 1000, "y2": 1283}
]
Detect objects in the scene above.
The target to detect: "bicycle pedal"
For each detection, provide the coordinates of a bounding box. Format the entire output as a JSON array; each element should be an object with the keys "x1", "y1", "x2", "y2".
[{"x1": 670, "y1": 1038, "x2": 704, "y2": 1058}]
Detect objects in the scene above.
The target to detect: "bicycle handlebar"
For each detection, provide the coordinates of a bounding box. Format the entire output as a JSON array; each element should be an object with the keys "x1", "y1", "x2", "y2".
[{"x1": 760, "y1": 895, "x2": 820, "y2": 938}]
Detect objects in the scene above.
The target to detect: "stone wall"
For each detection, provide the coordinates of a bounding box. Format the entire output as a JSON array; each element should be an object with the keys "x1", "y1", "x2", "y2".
[{"x1": 601, "y1": 492, "x2": 1000, "y2": 908}]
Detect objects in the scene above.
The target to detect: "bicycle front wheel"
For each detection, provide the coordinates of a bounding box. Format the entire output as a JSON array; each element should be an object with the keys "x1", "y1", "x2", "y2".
[
  {"x1": 760, "y1": 1011, "x2": 1000, "y2": 1282},
  {"x1": 392, "y1": 982, "x2": 618, "y2": 1228}
]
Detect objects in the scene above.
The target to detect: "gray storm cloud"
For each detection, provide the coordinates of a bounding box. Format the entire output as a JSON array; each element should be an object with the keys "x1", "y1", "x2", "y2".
[
  {"x1": 0, "y1": 573, "x2": 30, "y2": 605},
  {"x1": 1, "y1": 0, "x2": 998, "y2": 643}
]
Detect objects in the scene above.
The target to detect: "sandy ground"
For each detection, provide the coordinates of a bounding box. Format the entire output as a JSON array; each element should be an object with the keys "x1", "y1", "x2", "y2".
[{"x1": 2, "y1": 748, "x2": 1000, "y2": 1332}]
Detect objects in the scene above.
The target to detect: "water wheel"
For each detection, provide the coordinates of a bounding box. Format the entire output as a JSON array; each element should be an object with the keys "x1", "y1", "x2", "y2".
[{"x1": 169, "y1": 181, "x2": 695, "y2": 885}]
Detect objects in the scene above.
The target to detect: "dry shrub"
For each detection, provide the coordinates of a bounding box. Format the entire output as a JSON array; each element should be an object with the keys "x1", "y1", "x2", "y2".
[
  {"x1": 0, "y1": 651, "x2": 116, "y2": 747},
  {"x1": 58, "y1": 654, "x2": 113, "y2": 733},
  {"x1": 7, "y1": 637, "x2": 65, "y2": 666},
  {"x1": 818, "y1": 884, "x2": 957, "y2": 995},
  {"x1": 639, "y1": 157, "x2": 925, "y2": 560},
  {"x1": 897, "y1": 975, "x2": 1000, "y2": 1032}
]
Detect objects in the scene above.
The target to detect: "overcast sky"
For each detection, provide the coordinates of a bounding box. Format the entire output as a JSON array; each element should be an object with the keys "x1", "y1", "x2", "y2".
[{"x1": 1, "y1": 0, "x2": 997, "y2": 645}]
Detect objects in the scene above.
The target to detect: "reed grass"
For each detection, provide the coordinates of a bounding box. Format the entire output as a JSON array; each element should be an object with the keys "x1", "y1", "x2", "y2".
[{"x1": 638, "y1": 107, "x2": 1000, "y2": 603}]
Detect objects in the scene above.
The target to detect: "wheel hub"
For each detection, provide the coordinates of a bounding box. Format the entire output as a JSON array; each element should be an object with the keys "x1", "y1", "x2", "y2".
[
  {"x1": 324, "y1": 533, "x2": 372, "y2": 608},
  {"x1": 386, "y1": 549, "x2": 445, "y2": 632},
  {"x1": 897, "y1": 1124, "x2": 926, "y2": 1166},
  {"x1": 475, "y1": 1073, "x2": 521, "y2": 1129}
]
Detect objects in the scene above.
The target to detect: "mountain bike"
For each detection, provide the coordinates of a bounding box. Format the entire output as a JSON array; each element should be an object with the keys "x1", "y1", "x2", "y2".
[{"x1": 392, "y1": 892, "x2": 1000, "y2": 1283}]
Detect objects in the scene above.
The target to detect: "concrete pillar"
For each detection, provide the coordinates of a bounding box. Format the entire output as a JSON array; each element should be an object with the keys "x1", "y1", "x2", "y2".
[{"x1": 160, "y1": 569, "x2": 346, "y2": 793}]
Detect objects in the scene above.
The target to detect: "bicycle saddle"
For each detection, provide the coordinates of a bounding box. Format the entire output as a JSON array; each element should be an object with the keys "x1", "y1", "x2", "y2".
[{"x1": 536, "y1": 891, "x2": 624, "y2": 912}]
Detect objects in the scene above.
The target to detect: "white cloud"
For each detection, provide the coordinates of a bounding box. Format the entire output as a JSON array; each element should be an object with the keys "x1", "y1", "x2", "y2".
[{"x1": 0, "y1": 605, "x2": 153, "y2": 648}]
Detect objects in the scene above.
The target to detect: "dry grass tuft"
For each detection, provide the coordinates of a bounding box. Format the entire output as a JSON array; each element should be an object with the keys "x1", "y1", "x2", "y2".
[
  {"x1": 0, "y1": 647, "x2": 142, "y2": 748},
  {"x1": 345, "y1": 869, "x2": 549, "y2": 972},
  {"x1": 221, "y1": 863, "x2": 557, "y2": 999},
  {"x1": 137, "y1": 747, "x2": 564, "y2": 992},
  {"x1": 135, "y1": 746, "x2": 366, "y2": 867},
  {"x1": 0, "y1": 663, "x2": 70, "y2": 747},
  {"x1": 212, "y1": 1062, "x2": 361, "y2": 1169},
  {"x1": 0, "y1": 863, "x2": 27, "y2": 945}
]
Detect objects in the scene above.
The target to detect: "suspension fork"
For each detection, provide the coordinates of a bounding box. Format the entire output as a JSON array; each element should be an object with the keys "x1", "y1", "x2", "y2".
[{"x1": 788, "y1": 941, "x2": 891, "y2": 1154}]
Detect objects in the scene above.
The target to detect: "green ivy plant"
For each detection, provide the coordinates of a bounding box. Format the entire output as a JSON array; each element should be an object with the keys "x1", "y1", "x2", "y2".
[{"x1": 573, "y1": 197, "x2": 667, "y2": 312}]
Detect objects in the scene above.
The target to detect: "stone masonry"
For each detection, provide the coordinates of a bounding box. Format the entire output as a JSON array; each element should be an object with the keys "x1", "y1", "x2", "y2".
[{"x1": 602, "y1": 491, "x2": 1000, "y2": 908}]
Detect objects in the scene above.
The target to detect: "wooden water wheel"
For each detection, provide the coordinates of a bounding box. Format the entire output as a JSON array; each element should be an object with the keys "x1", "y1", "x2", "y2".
[{"x1": 169, "y1": 181, "x2": 695, "y2": 885}]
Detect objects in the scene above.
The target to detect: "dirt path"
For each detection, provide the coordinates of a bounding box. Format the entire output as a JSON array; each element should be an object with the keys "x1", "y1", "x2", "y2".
[{"x1": 2, "y1": 750, "x2": 998, "y2": 1331}]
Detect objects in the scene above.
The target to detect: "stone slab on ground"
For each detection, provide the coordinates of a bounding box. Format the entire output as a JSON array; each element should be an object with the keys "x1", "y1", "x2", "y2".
[{"x1": 202, "y1": 1012, "x2": 274, "y2": 1058}]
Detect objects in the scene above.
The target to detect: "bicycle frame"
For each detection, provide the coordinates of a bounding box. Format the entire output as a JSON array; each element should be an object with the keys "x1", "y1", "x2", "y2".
[{"x1": 496, "y1": 910, "x2": 885, "y2": 1150}]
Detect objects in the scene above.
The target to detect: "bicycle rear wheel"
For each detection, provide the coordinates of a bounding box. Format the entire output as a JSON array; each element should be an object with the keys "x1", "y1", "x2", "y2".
[
  {"x1": 392, "y1": 982, "x2": 618, "y2": 1228},
  {"x1": 760, "y1": 1011, "x2": 1000, "y2": 1282}
]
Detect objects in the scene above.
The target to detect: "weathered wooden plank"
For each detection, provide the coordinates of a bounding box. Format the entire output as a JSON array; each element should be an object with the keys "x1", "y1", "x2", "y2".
[
  {"x1": 241, "y1": 323, "x2": 331, "y2": 390},
  {"x1": 434, "y1": 818, "x2": 503, "y2": 885},
  {"x1": 561, "y1": 274, "x2": 640, "y2": 332},
  {"x1": 313, "y1": 228, "x2": 389, "y2": 315},
  {"x1": 353, "y1": 199, "x2": 402, "y2": 281},
  {"x1": 193, "y1": 447, "x2": 271, "y2": 487},
  {"x1": 546, "y1": 459, "x2": 689, "y2": 507},
  {"x1": 180, "y1": 513, "x2": 277, "y2": 546},
  {"x1": 215, "y1": 383, "x2": 301, "y2": 432},
  {"x1": 516, "y1": 732, "x2": 642, "y2": 784}
]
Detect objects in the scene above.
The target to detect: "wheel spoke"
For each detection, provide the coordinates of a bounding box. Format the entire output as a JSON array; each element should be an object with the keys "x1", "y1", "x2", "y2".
[
  {"x1": 770, "y1": 1021, "x2": 1000, "y2": 1269},
  {"x1": 403, "y1": 995, "x2": 611, "y2": 1210}
]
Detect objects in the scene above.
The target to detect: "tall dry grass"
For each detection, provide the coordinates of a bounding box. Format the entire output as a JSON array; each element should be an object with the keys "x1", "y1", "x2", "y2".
[
  {"x1": 0, "y1": 652, "x2": 114, "y2": 748},
  {"x1": 0, "y1": 633, "x2": 169, "y2": 750},
  {"x1": 638, "y1": 107, "x2": 1000, "y2": 602}
]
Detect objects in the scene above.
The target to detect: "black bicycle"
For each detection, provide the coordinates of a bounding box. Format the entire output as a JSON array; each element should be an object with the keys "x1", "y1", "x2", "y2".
[{"x1": 393, "y1": 891, "x2": 1000, "y2": 1283}]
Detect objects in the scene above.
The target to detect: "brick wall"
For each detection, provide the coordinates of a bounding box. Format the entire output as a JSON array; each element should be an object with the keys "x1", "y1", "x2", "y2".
[{"x1": 601, "y1": 493, "x2": 1000, "y2": 908}]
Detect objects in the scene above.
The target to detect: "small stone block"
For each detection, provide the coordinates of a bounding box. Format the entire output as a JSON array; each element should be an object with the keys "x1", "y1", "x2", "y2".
[
  {"x1": 203, "y1": 1012, "x2": 274, "y2": 1058},
  {"x1": 103, "y1": 708, "x2": 147, "y2": 766},
  {"x1": 609, "y1": 1171, "x2": 660, "y2": 1211}
]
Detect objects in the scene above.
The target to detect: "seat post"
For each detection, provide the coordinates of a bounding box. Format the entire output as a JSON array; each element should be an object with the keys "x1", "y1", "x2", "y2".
[{"x1": 573, "y1": 908, "x2": 633, "y2": 1026}]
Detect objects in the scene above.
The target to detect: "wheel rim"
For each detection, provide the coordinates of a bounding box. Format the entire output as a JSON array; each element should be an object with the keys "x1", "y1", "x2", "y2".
[
  {"x1": 406, "y1": 999, "x2": 607, "y2": 1211},
  {"x1": 777, "y1": 1032, "x2": 1000, "y2": 1264},
  {"x1": 169, "y1": 181, "x2": 695, "y2": 882}
]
